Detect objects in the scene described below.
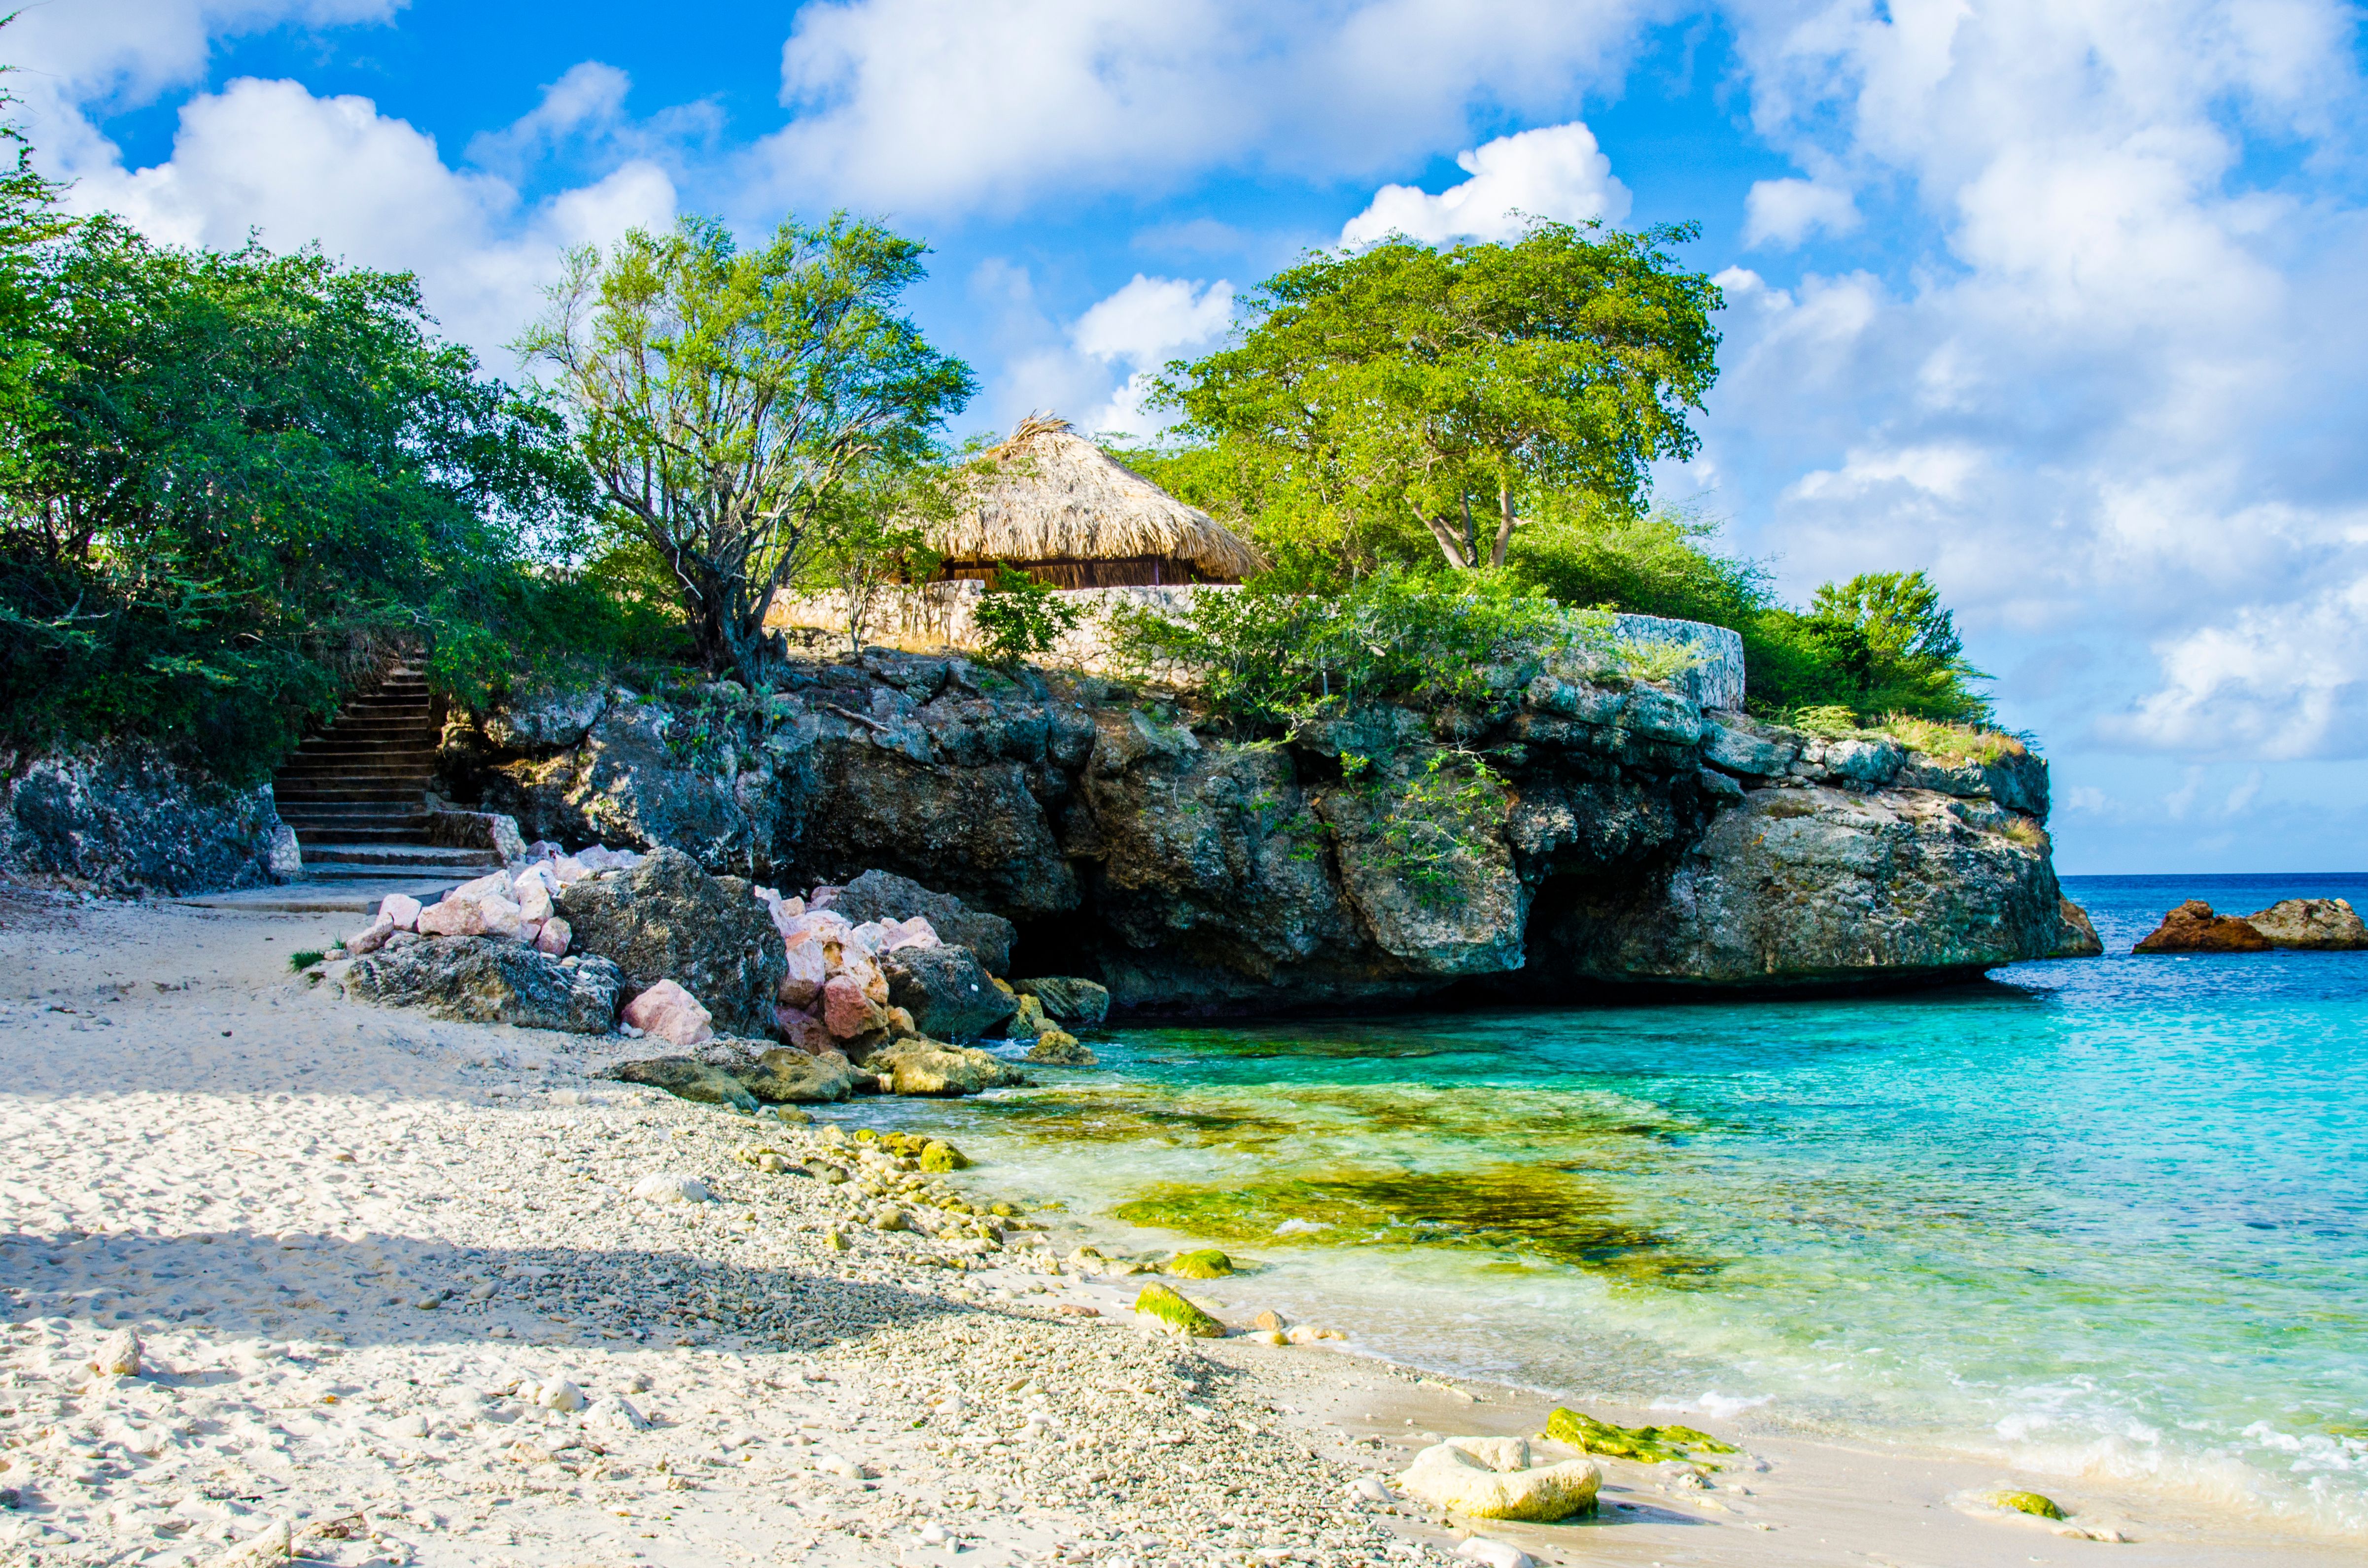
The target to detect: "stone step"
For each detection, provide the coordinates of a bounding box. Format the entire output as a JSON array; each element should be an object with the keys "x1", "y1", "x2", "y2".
[
  {"x1": 297, "y1": 843, "x2": 499, "y2": 869},
  {"x1": 292, "y1": 823, "x2": 437, "y2": 846},
  {"x1": 278, "y1": 805, "x2": 429, "y2": 825},
  {"x1": 272, "y1": 786, "x2": 428, "y2": 804}
]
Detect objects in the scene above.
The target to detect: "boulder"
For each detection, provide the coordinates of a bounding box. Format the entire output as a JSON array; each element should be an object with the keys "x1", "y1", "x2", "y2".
[
  {"x1": 866, "y1": 1038, "x2": 1026, "y2": 1096},
  {"x1": 775, "y1": 1007, "x2": 839, "y2": 1054},
  {"x1": 882, "y1": 944, "x2": 1016, "y2": 1041},
  {"x1": 1025, "y1": 1030, "x2": 1096, "y2": 1066},
  {"x1": 344, "y1": 915, "x2": 397, "y2": 955},
  {"x1": 622, "y1": 979, "x2": 715, "y2": 1048},
  {"x1": 556, "y1": 847, "x2": 787, "y2": 1036},
  {"x1": 826, "y1": 869, "x2": 1019, "y2": 974},
  {"x1": 1396, "y1": 1438, "x2": 1601, "y2": 1522},
  {"x1": 1133, "y1": 1282, "x2": 1223, "y2": 1337},
  {"x1": 2133, "y1": 900, "x2": 2272, "y2": 954},
  {"x1": 821, "y1": 972, "x2": 889, "y2": 1039},
  {"x1": 2049, "y1": 897, "x2": 2104, "y2": 958},
  {"x1": 798, "y1": 749, "x2": 1080, "y2": 920},
  {"x1": 346, "y1": 938, "x2": 623, "y2": 1033},
  {"x1": 604, "y1": 1055, "x2": 759, "y2": 1112},
  {"x1": 1014, "y1": 975, "x2": 1110, "y2": 1026},
  {"x1": 417, "y1": 891, "x2": 525, "y2": 940},
  {"x1": 780, "y1": 930, "x2": 829, "y2": 1006},
  {"x1": 733, "y1": 1047, "x2": 861, "y2": 1104},
  {"x1": 379, "y1": 892, "x2": 423, "y2": 930},
  {"x1": 1003, "y1": 992, "x2": 1049, "y2": 1041},
  {"x1": 533, "y1": 916, "x2": 572, "y2": 956},
  {"x1": 2245, "y1": 897, "x2": 2368, "y2": 950}
]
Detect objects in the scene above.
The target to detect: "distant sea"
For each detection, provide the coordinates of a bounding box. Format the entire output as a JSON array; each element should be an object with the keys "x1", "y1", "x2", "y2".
[{"x1": 854, "y1": 874, "x2": 2368, "y2": 1537}]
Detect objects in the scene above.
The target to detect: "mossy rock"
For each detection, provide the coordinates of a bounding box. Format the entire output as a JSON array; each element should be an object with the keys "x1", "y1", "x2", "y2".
[
  {"x1": 1982, "y1": 1491, "x2": 2065, "y2": 1521},
  {"x1": 1544, "y1": 1408, "x2": 1735, "y2": 1463},
  {"x1": 1134, "y1": 1282, "x2": 1224, "y2": 1337},
  {"x1": 1166, "y1": 1248, "x2": 1233, "y2": 1279},
  {"x1": 919, "y1": 1140, "x2": 971, "y2": 1172}
]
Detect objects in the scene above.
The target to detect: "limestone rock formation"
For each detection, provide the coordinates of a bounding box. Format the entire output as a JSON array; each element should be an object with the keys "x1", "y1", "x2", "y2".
[
  {"x1": 1396, "y1": 1437, "x2": 1601, "y2": 1522},
  {"x1": 557, "y1": 849, "x2": 786, "y2": 1036},
  {"x1": 2051, "y1": 896, "x2": 2105, "y2": 958},
  {"x1": 1536, "y1": 785, "x2": 2065, "y2": 988},
  {"x1": 440, "y1": 641, "x2": 2082, "y2": 1009},
  {"x1": 346, "y1": 938, "x2": 623, "y2": 1032},
  {"x1": 2133, "y1": 900, "x2": 2274, "y2": 954},
  {"x1": 864, "y1": 1039, "x2": 1026, "y2": 1096},
  {"x1": 2245, "y1": 897, "x2": 2368, "y2": 950},
  {"x1": 1, "y1": 740, "x2": 290, "y2": 895}
]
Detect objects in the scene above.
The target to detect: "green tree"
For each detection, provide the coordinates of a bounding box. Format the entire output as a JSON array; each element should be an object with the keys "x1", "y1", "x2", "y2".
[
  {"x1": 1153, "y1": 219, "x2": 1721, "y2": 577},
  {"x1": 520, "y1": 214, "x2": 976, "y2": 681},
  {"x1": 0, "y1": 215, "x2": 594, "y2": 777}
]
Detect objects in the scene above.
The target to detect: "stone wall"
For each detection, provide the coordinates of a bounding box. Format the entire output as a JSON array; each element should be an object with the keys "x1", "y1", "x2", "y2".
[
  {"x1": 0, "y1": 742, "x2": 298, "y2": 896},
  {"x1": 765, "y1": 583, "x2": 1750, "y2": 711}
]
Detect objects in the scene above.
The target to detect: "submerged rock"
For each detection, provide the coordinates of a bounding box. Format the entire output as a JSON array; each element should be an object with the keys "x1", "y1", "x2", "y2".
[
  {"x1": 346, "y1": 939, "x2": 622, "y2": 1032},
  {"x1": 1396, "y1": 1437, "x2": 1601, "y2": 1522},
  {"x1": 2133, "y1": 900, "x2": 2273, "y2": 954},
  {"x1": 1980, "y1": 1490, "x2": 2066, "y2": 1521},
  {"x1": 1166, "y1": 1248, "x2": 1232, "y2": 1279},
  {"x1": 2245, "y1": 896, "x2": 2368, "y2": 950},
  {"x1": 1025, "y1": 1030, "x2": 1097, "y2": 1066}
]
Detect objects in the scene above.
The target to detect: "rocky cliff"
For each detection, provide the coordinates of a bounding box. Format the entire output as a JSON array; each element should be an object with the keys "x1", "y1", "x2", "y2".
[
  {"x1": 1, "y1": 741, "x2": 298, "y2": 896},
  {"x1": 436, "y1": 652, "x2": 2081, "y2": 1013}
]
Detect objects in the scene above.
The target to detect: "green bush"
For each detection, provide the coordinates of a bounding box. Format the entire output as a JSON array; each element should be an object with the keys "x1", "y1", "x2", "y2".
[
  {"x1": 972, "y1": 564, "x2": 1085, "y2": 664},
  {"x1": 1112, "y1": 566, "x2": 1611, "y2": 730}
]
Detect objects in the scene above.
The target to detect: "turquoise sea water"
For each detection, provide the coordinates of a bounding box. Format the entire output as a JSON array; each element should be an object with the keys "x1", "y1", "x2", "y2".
[{"x1": 855, "y1": 874, "x2": 2368, "y2": 1536}]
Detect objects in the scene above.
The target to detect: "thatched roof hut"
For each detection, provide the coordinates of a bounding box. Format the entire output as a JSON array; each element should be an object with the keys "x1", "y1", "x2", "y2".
[{"x1": 928, "y1": 414, "x2": 1262, "y2": 588}]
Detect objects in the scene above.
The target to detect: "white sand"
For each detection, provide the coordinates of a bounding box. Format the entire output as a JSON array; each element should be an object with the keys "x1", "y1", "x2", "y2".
[{"x1": 0, "y1": 888, "x2": 2353, "y2": 1568}]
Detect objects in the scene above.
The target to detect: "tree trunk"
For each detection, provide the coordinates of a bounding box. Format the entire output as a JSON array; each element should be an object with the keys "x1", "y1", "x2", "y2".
[
  {"x1": 1460, "y1": 493, "x2": 1477, "y2": 569},
  {"x1": 1490, "y1": 484, "x2": 1516, "y2": 568},
  {"x1": 1423, "y1": 513, "x2": 1472, "y2": 569}
]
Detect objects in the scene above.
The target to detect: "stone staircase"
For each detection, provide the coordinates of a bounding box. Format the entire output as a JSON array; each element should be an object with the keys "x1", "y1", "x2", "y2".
[{"x1": 271, "y1": 665, "x2": 500, "y2": 882}]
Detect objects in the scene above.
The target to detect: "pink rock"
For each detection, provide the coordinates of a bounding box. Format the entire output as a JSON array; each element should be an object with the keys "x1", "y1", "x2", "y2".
[
  {"x1": 415, "y1": 896, "x2": 484, "y2": 937},
  {"x1": 534, "y1": 917, "x2": 571, "y2": 956},
  {"x1": 515, "y1": 877, "x2": 554, "y2": 924},
  {"x1": 779, "y1": 930, "x2": 828, "y2": 1007},
  {"x1": 821, "y1": 973, "x2": 886, "y2": 1040},
  {"x1": 623, "y1": 979, "x2": 713, "y2": 1048},
  {"x1": 880, "y1": 916, "x2": 940, "y2": 953},
  {"x1": 809, "y1": 885, "x2": 842, "y2": 910},
  {"x1": 834, "y1": 952, "x2": 890, "y2": 1005},
  {"x1": 345, "y1": 916, "x2": 396, "y2": 955},
  {"x1": 476, "y1": 894, "x2": 526, "y2": 941},
  {"x1": 552, "y1": 855, "x2": 591, "y2": 885},
  {"x1": 452, "y1": 869, "x2": 514, "y2": 901},
  {"x1": 775, "y1": 1007, "x2": 836, "y2": 1055},
  {"x1": 379, "y1": 893, "x2": 422, "y2": 931}
]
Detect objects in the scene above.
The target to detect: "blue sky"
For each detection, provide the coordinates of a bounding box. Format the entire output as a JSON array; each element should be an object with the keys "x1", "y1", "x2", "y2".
[{"x1": 16, "y1": 0, "x2": 2368, "y2": 875}]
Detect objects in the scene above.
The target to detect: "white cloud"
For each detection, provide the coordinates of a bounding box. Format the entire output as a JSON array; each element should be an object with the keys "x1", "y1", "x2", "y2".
[
  {"x1": 1742, "y1": 176, "x2": 1858, "y2": 248},
  {"x1": 4, "y1": 0, "x2": 402, "y2": 178},
  {"x1": 977, "y1": 270, "x2": 1235, "y2": 443},
  {"x1": 756, "y1": 0, "x2": 1661, "y2": 215},
  {"x1": 1704, "y1": 0, "x2": 2368, "y2": 759},
  {"x1": 1339, "y1": 122, "x2": 1630, "y2": 247},
  {"x1": 1073, "y1": 275, "x2": 1234, "y2": 366},
  {"x1": 66, "y1": 77, "x2": 675, "y2": 368}
]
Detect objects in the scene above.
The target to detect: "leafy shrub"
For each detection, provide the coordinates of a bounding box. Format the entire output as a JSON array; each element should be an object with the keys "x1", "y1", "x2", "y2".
[
  {"x1": 1112, "y1": 567, "x2": 1612, "y2": 731},
  {"x1": 972, "y1": 564, "x2": 1085, "y2": 664},
  {"x1": 1365, "y1": 750, "x2": 1508, "y2": 905}
]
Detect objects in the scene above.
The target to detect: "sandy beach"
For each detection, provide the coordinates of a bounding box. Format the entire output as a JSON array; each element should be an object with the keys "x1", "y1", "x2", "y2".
[{"x1": 0, "y1": 888, "x2": 2353, "y2": 1568}]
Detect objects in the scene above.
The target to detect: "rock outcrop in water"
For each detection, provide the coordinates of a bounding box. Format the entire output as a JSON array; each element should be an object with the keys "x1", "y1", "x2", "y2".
[
  {"x1": 435, "y1": 650, "x2": 2082, "y2": 1010},
  {"x1": 2134, "y1": 896, "x2": 2368, "y2": 954}
]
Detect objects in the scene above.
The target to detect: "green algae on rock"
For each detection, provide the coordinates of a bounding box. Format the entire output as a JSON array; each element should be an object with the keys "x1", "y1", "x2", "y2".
[
  {"x1": 1133, "y1": 1282, "x2": 1225, "y2": 1337},
  {"x1": 1544, "y1": 1408, "x2": 1735, "y2": 1462},
  {"x1": 1165, "y1": 1248, "x2": 1233, "y2": 1279},
  {"x1": 1980, "y1": 1490, "x2": 2065, "y2": 1520}
]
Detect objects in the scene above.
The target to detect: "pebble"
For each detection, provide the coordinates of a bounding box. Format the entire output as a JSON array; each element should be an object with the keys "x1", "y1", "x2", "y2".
[
  {"x1": 631, "y1": 1171, "x2": 712, "y2": 1202},
  {"x1": 1454, "y1": 1537, "x2": 1531, "y2": 1568}
]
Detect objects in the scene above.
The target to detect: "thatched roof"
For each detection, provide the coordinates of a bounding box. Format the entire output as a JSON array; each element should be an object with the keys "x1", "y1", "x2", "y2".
[{"x1": 929, "y1": 415, "x2": 1264, "y2": 580}]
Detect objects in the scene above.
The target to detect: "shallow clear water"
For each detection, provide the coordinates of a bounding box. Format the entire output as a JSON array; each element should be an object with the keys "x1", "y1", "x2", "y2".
[{"x1": 850, "y1": 874, "x2": 2368, "y2": 1536}]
